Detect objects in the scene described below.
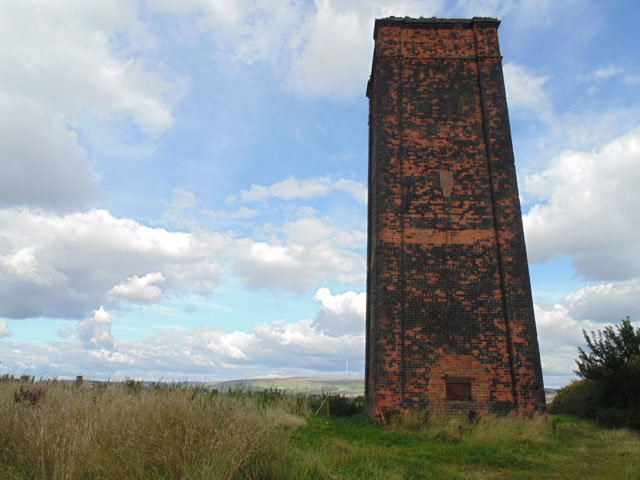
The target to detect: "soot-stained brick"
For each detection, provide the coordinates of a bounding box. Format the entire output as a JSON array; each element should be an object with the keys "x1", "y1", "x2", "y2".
[{"x1": 365, "y1": 17, "x2": 545, "y2": 420}]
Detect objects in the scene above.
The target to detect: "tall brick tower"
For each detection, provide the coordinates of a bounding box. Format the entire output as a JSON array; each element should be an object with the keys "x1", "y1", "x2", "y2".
[{"x1": 365, "y1": 17, "x2": 545, "y2": 419}]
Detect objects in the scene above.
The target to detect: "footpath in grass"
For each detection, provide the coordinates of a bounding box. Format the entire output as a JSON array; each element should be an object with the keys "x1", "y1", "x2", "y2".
[{"x1": 289, "y1": 413, "x2": 640, "y2": 479}]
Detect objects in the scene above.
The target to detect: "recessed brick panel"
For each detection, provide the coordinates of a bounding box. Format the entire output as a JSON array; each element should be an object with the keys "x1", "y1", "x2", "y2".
[{"x1": 365, "y1": 17, "x2": 545, "y2": 419}]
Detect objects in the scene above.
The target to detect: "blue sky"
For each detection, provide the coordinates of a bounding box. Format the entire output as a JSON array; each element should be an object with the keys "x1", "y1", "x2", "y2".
[{"x1": 1, "y1": 0, "x2": 639, "y2": 388}]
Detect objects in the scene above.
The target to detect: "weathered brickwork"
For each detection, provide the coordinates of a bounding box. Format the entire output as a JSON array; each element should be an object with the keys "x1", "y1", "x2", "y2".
[{"x1": 365, "y1": 17, "x2": 545, "y2": 419}]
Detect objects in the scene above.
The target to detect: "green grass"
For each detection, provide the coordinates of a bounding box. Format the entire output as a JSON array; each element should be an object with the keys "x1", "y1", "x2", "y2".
[
  {"x1": 1, "y1": 378, "x2": 639, "y2": 479},
  {"x1": 288, "y1": 412, "x2": 640, "y2": 479}
]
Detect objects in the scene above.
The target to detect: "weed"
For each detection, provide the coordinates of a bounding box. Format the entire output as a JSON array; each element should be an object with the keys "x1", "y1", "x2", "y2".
[{"x1": 13, "y1": 386, "x2": 46, "y2": 406}]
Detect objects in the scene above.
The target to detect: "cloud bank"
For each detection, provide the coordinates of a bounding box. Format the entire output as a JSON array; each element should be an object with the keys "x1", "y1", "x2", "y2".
[
  {"x1": 0, "y1": 209, "x2": 227, "y2": 319},
  {"x1": 0, "y1": 287, "x2": 366, "y2": 380},
  {"x1": 523, "y1": 128, "x2": 640, "y2": 281}
]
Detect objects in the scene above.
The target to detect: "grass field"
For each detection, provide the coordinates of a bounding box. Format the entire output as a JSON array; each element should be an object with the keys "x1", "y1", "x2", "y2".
[
  {"x1": 291, "y1": 413, "x2": 640, "y2": 479},
  {"x1": 1, "y1": 378, "x2": 638, "y2": 479}
]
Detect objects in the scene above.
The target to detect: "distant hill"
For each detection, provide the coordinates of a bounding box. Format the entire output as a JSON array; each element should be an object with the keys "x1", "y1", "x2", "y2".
[
  {"x1": 544, "y1": 387, "x2": 558, "y2": 404},
  {"x1": 210, "y1": 377, "x2": 364, "y2": 396},
  {"x1": 210, "y1": 379, "x2": 558, "y2": 403},
  {"x1": 63, "y1": 376, "x2": 559, "y2": 404}
]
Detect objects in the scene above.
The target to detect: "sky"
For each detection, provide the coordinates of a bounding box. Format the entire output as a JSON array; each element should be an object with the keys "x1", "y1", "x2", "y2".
[{"x1": 1, "y1": 0, "x2": 639, "y2": 388}]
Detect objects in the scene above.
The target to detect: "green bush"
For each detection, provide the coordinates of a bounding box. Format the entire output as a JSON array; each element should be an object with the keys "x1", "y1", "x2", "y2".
[
  {"x1": 308, "y1": 394, "x2": 364, "y2": 417},
  {"x1": 547, "y1": 378, "x2": 603, "y2": 418},
  {"x1": 549, "y1": 317, "x2": 640, "y2": 429}
]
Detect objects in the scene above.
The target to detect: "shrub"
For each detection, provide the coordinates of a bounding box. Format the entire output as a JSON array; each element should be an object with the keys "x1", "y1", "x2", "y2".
[
  {"x1": 547, "y1": 378, "x2": 603, "y2": 418},
  {"x1": 549, "y1": 317, "x2": 640, "y2": 428},
  {"x1": 309, "y1": 394, "x2": 364, "y2": 417}
]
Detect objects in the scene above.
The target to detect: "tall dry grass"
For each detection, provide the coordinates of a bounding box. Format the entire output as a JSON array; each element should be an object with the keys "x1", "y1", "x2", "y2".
[
  {"x1": 388, "y1": 408, "x2": 559, "y2": 448},
  {"x1": 0, "y1": 379, "x2": 306, "y2": 479}
]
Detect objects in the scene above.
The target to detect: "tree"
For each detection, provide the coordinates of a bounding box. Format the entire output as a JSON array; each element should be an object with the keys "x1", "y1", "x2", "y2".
[
  {"x1": 573, "y1": 317, "x2": 640, "y2": 426},
  {"x1": 577, "y1": 317, "x2": 640, "y2": 380},
  {"x1": 549, "y1": 317, "x2": 640, "y2": 428}
]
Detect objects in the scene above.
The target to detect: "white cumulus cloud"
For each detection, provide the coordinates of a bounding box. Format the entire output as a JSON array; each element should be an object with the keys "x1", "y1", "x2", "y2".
[
  {"x1": 150, "y1": 0, "x2": 439, "y2": 98},
  {"x1": 563, "y1": 279, "x2": 640, "y2": 323},
  {"x1": 287, "y1": 0, "x2": 441, "y2": 97},
  {"x1": 239, "y1": 176, "x2": 367, "y2": 205},
  {"x1": 0, "y1": 1, "x2": 182, "y2": 210},
  {"x1": 592, "y1": 65, "x2": 625, "y2": 80},
  {"x1": 523, "y1": 127, "x2": 640, "y2": 280},
  {"x1": 0, "y1": 1, "x2": 177, "y2": 135},
  {"x1": 0, "y1": 206, "x2": 367, "y2": 319},
  {"x1": 109, "y1": 272, "x2": 166, "y2": 302},
  {"x1": 234, "y1": 215, "x2": 365, "y2": 292},
  {"x1": 0, "y1": 208, "x2": 228, "y2": 319},
  {"x1": 313, "y1": 287, "x2": 365, "y2": 335},
  {"x1": 534, "y1": 302, "x2": 584, "y2": 385},
  {"x1": 503, "y1": 63, "x2": 553, "y2": 123},
  {"x1": 0, "y1": 95, "x2": 98, "y2": 209},
  {"x1": 0, "y1": 286, "x2": 367, "y2": 380},
  {"x1": 77, "y1": 307, "x2": 115, "y2": 349},
  {"x1": 534, "y1": 276, "x2": 640, "y2": 386},
  {"x1": 0, "y1": 320, "x2": 12, "y2": 338}
]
